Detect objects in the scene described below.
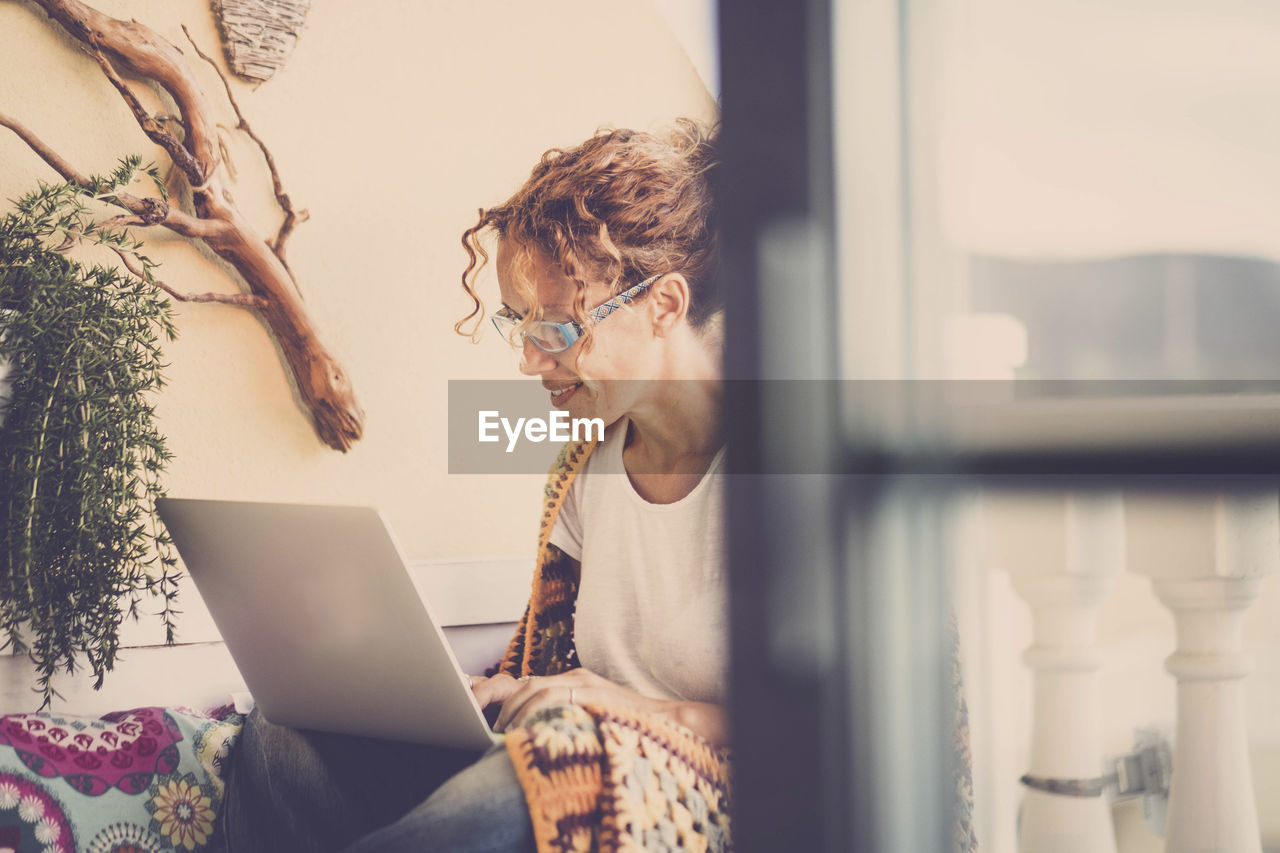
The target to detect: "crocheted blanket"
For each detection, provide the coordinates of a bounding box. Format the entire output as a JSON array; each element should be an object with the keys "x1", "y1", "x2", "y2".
[{"x1": 505, "y1": 703, "x2": 732, "y2": 852}]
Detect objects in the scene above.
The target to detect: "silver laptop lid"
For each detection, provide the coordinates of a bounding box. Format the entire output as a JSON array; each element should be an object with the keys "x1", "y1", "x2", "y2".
[{"x1": 157, "y1": 498, "x2": 499, "y2": 750}]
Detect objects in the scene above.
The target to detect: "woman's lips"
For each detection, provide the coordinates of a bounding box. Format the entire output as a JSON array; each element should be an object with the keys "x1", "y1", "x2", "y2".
[{"x1": 546, "y1": 382, "x2": 581, "y2": 408}]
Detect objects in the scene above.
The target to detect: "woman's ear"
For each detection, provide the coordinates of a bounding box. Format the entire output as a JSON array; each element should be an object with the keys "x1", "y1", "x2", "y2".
[{"x1": 647, "y1": 274, "x2": 691, "y2": 337}]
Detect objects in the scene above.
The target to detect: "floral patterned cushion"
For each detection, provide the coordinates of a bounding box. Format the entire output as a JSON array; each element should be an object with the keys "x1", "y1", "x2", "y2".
[{"x1": 0, "y1": 705, "x2": 243, "y2": 852}]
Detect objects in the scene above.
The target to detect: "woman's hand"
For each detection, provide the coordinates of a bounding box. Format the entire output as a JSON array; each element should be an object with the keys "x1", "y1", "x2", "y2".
[
  {"x1": 494, "y1": 669, "x2": 664, "y2": 732},
  {"x1": 468, "y1": 673, "x2": 523, "y2": 712},
  {"x1": 469, "y1": 669, "x2": 729, "y2": 747}
]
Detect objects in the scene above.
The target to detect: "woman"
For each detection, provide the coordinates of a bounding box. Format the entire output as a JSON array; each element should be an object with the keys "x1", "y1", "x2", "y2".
[{"x1": 220, "y1": 120, "x2": 731, "y2": 853}]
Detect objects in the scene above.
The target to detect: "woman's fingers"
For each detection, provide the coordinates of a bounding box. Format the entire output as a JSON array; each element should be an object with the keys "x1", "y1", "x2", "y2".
[
  {"x1": 495, "y1": 679, "x2": 577, "y2": 732},
  {"x1": 508, "y1": 685, "x2": 575, "y2": 730},
  {"x1": 470, "y1": 673, "x2": 520, "y2": 709},
  {"x1": 493, "y1": 679, "x2": 536, "y2": 731},
  {"x1": 488, "y1": 670, "x2": 626, "y2": 731},
  {"x1": 494, "y1": 674, "x2": 580, "y2": 731}
]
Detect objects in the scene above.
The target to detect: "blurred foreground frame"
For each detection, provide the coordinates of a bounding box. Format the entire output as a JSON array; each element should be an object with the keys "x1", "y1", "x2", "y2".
[
  {"x1": 0, "y1": 0, "x2": 364, "y2": 451},
  {"x1": 718, "y1": 2, "x2": 1280, "y2": 852}
]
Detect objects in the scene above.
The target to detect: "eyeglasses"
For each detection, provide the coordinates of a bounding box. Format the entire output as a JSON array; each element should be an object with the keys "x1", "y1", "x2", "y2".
[{"x1": 489, "y1": 273, "x2": 661, "y2": 354}]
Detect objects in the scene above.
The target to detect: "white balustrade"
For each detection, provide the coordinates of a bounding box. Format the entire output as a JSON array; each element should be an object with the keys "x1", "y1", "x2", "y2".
[
  {"x1": 1125, "y1": 490, "x2": 1278, "y2": 853},
  {"x1": 983, "y1": 489, "x2": 1125, "y2": 853}
]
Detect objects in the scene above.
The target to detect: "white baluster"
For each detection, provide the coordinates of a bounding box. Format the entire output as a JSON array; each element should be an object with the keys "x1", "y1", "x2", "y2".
[
  {"x1": 1125, "y1": 489, "x2": 1277, "y2": 853},
  {"x1": 983, "y1": 489, "x2": 1124, "y2": 853}
]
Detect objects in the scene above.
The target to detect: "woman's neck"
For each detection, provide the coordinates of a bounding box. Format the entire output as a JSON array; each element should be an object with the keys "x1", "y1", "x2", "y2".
[
  {"x1": 620, "y1": 329, "x2": 723, "y2": 498},
  {"x1": 625, "y1": 381, "x2": 722, "y2": 464}
]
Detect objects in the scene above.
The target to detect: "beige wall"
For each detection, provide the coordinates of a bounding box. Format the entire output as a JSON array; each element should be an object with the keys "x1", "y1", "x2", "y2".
[{"x1": 0, "y1": 0, "x2": 716, "y2": 571}]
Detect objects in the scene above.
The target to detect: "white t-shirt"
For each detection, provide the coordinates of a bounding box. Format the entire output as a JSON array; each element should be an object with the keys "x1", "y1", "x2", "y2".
[{"x1": 548, "y1": 420, "x2": 727, "y2": 705}]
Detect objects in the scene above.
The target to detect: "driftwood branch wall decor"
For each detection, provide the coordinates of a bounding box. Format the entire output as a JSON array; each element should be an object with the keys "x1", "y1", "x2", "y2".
[
  {"x1": 0, "y1": 0, "x2": 364, "y2": 451},
  {"x1": 213, "y1": 0, "x2": 311, "y2": 82}
]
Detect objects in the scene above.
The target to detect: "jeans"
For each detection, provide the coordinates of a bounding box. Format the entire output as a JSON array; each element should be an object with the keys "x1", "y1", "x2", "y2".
[
  {"x1": 219, "y1": 708, "x2": 536, "y2": 853},
  {"x1": 341, "y1": 746, "x2": 535, "y2": 853}
]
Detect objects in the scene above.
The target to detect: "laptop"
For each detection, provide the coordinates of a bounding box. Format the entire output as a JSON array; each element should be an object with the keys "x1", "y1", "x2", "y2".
[{"x1": 156, "y1": 498, "x2": 502, "y2": 751}]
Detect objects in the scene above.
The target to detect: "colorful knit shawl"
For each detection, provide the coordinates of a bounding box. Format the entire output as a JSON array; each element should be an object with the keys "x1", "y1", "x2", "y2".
[{"x1": 499, "y1": 441, "x2": 977, "y2": 853}]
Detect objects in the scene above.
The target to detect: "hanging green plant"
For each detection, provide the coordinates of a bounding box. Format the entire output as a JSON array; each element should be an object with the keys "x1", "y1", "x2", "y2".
[{"x1": 0, "y1": 157, "x2": 180, "y2": 708}]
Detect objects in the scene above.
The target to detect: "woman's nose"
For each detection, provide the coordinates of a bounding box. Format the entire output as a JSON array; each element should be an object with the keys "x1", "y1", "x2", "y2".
[{"x1": 518, "y1": 338, "x2": 558, "y2": 375}]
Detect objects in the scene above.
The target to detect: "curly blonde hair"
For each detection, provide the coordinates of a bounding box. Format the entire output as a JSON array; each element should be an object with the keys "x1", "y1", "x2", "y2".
[{"x1": 457, "y1": 119, "x2": 720, "y2": 348}]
